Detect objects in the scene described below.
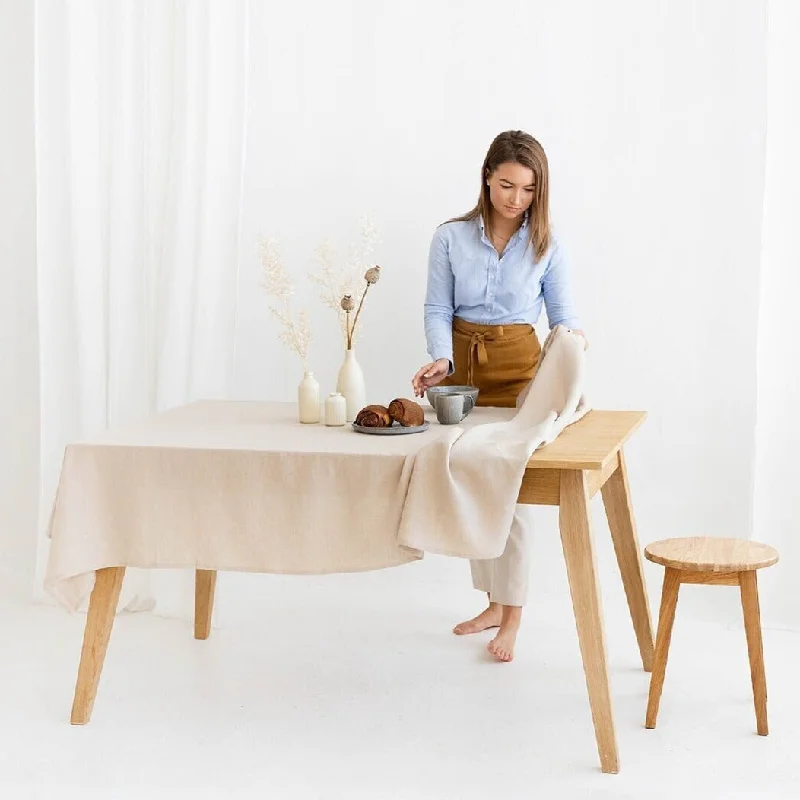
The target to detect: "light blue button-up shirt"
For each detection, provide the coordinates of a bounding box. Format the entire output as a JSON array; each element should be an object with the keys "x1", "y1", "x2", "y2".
[{"x1": 424, "y1": 215, "x2": 580, "y2": 368}]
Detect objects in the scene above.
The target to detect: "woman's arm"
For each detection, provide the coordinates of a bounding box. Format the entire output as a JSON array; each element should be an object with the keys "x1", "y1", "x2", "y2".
[
  {"x1": 541, "y1": 237, "x2": 580, "y2": 330},
  {"x1": 541, "y1": 237, "x2": 588, "y2": 347},
  {"x1": 423, "y1": 228, "x2": 455, "y2": 372}
]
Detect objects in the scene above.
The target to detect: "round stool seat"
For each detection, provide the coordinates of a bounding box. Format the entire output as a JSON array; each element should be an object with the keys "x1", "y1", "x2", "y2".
[{"x1": 645, "y1": 537, "x2": 779, "y2": 573}]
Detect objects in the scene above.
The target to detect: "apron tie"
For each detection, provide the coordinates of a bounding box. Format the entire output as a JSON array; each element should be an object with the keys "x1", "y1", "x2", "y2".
[
  {"x1": 448, "y1": 319, "x2": 536, "y2": 408},
  {"x1": 466, "y1": 328, "x2": 502, "y2": 386}
]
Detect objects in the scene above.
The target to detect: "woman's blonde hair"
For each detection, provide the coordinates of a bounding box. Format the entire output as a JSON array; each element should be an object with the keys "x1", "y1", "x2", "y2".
[{"x1": 448, "y1": 130, "x2": 551, "y2": 260}]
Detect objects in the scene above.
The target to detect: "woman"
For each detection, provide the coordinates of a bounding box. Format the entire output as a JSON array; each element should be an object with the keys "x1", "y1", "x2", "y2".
[{"x1": 411, "y1": 130, "x2": 587, "y2": 662}]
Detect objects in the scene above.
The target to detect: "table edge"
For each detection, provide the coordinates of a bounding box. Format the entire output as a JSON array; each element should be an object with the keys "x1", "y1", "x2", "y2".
[{"x1": 525, "y1": 409, "x2": 647, "y2": 471}]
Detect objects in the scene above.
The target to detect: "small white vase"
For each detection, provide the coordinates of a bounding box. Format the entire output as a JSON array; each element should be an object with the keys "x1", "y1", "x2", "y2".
[
  {"x1": 325, "y1": 392, "x2": 347, "y2": 427},
  {"x1": 298, "y1": 371, "x2": 320, "y2": 423},
  {"x1": 336, "y1": 348, "x2": 365, "y2": 422}
]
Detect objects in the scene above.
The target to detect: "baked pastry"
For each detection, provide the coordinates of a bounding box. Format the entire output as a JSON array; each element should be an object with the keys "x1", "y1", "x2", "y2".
[
  {"x1": 355, "y1": 404, "x2": 392, "y2": 428},
  {"x1": 388, "y1": 398, "x2": 425, "y2": 427}
]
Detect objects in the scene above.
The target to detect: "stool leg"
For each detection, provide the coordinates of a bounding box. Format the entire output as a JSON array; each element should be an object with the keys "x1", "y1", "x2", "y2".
[
  {"x1": 645, "y1": 568, "x2": 681, "y2": 729},
  {"x1": 739, "y1": 570, "x2": 768, "y2": 735}
]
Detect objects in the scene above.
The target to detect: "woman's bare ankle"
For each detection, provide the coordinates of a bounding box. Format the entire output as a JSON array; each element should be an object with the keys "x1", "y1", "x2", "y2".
[
  {"x1": 500, "y1": 604, "x2": 522, "y2": 628},
  {"x1": 452, "y1": 603, "x2": 503, "y2": 635}
]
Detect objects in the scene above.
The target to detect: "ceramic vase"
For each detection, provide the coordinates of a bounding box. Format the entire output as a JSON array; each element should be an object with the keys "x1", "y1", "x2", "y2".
[
  {"x1": 336, "y1": 349, "x2": 365, "y2": 423},
  {"x1": 298, "y1": 371, "x2": 320, "y2": 423}
]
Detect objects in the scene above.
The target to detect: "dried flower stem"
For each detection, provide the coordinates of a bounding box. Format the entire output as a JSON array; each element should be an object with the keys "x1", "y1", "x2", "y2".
[
  {"x1": 349, "y1": 283, "x2": 371, "y2": 350},
  {"x1": 308, "y1": 217, "x2": 381, "y2": 348},
  {"x1": 260, "y1": 238, "x2": 312, "y2": 370}
]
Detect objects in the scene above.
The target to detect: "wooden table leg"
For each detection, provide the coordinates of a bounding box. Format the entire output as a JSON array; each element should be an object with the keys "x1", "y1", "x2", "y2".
[
  {"x1": 739, "y1": 570, "x2": 768, "y2": 735},
  {"x1": 601, "y1": 450, "x2": 655, "y2": 671},
  {"x1": 194, "y1": 569, "x2": 217, "y2": 640},
  {"x1": 70, "y1": 566, "x2": 126, "y2": 725},
  {"x1": 645, "y1": 567, "x2": 681, "y2": 729},
  {"x1": 559, "y1": 469, "x2": 619, "y2": 774}
]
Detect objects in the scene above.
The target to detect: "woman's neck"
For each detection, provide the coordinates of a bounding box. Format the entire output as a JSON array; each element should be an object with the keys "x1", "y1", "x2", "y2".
[{"x1": 488, "y1": 209, "x2": 522, "y2": 240}]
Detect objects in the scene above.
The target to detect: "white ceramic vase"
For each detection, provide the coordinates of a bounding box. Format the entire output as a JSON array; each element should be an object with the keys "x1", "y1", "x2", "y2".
[
  {"x1": 297, "y1": 370, "x2": 320, "y2": 423},
  {"x1": 325, "y1": 392, "x2": 347, "y2": 426},
  {"x1": 336, "y1": 349, "x2": 365, "y2": 422}
]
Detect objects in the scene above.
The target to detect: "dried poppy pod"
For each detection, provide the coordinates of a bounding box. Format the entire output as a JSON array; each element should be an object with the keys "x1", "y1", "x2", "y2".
[{"x1": 346, "y1": 266, "x2": 382, "y2": 348}]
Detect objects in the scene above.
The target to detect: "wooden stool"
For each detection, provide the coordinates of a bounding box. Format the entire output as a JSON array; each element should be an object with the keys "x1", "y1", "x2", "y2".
[{"x1": 644, "y1": 537, "x2": 779, "y2": 735}]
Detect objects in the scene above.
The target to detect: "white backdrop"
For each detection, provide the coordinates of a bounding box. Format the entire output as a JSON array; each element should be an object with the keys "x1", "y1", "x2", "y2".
[
  {"x1": 232, "y1": 0, "x2": 768, "y2": 623},
  {"x1": 753, "y1": 0, "x2": 800, "y2": 630},
  {"x1": 9, "y1": 0, "x2": 795, "y2": 630},
  {"x1": 0, "y1": 0, "x2": 38, "y2": 600}
]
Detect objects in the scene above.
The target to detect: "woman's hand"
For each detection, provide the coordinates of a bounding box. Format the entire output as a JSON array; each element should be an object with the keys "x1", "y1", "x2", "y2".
[
  {"x1": 411, "y1": 358, "x2": 450, "y2": 397},
  {"x1": 572, "y1": 329, "x2": 589, "y2": 350}
]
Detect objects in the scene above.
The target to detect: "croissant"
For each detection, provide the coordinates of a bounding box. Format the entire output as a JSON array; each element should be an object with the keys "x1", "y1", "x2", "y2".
[
  {"x1": 388, "y1": 398, "x2": 425, "y2": 427},
  {"x1": 355, "y1": 404, "x2": 392, "y2": 427}
]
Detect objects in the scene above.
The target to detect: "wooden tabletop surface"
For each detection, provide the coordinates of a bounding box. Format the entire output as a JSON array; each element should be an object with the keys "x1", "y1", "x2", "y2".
[{"x1": 525, "y1": 410, "x2": 647, "y2": 471}]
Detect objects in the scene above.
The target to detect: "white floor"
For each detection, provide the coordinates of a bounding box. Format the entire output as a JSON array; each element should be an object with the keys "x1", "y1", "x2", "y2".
[{"x1": 2, "y1": 524, "x2": 798, "y2": 800}]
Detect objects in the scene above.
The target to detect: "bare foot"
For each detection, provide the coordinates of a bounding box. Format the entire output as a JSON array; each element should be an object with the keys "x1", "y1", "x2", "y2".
[
  {"x1": 452, "y1": 603, "x2": 502, "y2": 635},
  {"x1": 487, "y1": 607, "x2": 522, "y2": 662}
]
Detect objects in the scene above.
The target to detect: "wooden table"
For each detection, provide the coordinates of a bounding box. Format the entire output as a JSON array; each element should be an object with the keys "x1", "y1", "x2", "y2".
[
  {"x1": 517, "y1": 409, "x2": 654, "y2": 773},
  {"x1": 69, "y1": 408, "x2": 652, "y2": 775}
]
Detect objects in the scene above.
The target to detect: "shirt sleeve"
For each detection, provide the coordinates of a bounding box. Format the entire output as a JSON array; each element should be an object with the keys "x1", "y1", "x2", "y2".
[
  {"x1": 423, "y1": 227, "x2": 455, "y2": 373},
  {"x1": 541, "y1": 236, "x2": 581, "y2": 330}
]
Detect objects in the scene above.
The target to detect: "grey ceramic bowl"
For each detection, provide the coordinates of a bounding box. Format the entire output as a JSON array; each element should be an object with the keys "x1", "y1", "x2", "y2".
[{"x1": 426, "y1": 385, "x2": 479, "y2": 418}]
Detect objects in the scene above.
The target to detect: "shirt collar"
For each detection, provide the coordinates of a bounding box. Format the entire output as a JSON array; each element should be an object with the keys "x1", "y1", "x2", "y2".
[{"x1": 478, "y1": 211, "x2": 530, "y2": 235}]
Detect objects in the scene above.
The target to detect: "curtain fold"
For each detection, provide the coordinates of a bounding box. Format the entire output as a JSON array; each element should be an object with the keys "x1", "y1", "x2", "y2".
[{"x1": 34, "y1": 0, "x2": 249, "y2": 613}]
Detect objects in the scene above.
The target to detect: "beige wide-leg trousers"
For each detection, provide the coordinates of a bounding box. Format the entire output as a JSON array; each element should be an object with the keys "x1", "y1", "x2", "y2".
[{"x1": 469, "y1": 505, "x2": 534, "y2": 606}]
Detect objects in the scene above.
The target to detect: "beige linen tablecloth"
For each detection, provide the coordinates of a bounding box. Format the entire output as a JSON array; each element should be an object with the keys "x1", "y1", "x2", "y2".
[
  {"x1": 397, "y1": 325, "x2": 588, "y2": 559},
  {"x1": 45, "y1": 400, "x2": 514, "y2": 611}
]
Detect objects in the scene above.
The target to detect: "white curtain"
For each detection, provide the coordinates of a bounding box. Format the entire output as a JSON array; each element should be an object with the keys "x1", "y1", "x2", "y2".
[
  {"x1": 34, "y1": 0, "x2": 249, "y2": 613},
  {"x1": 753, "y1": 0, "x2": 800, "y2": 631}
]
